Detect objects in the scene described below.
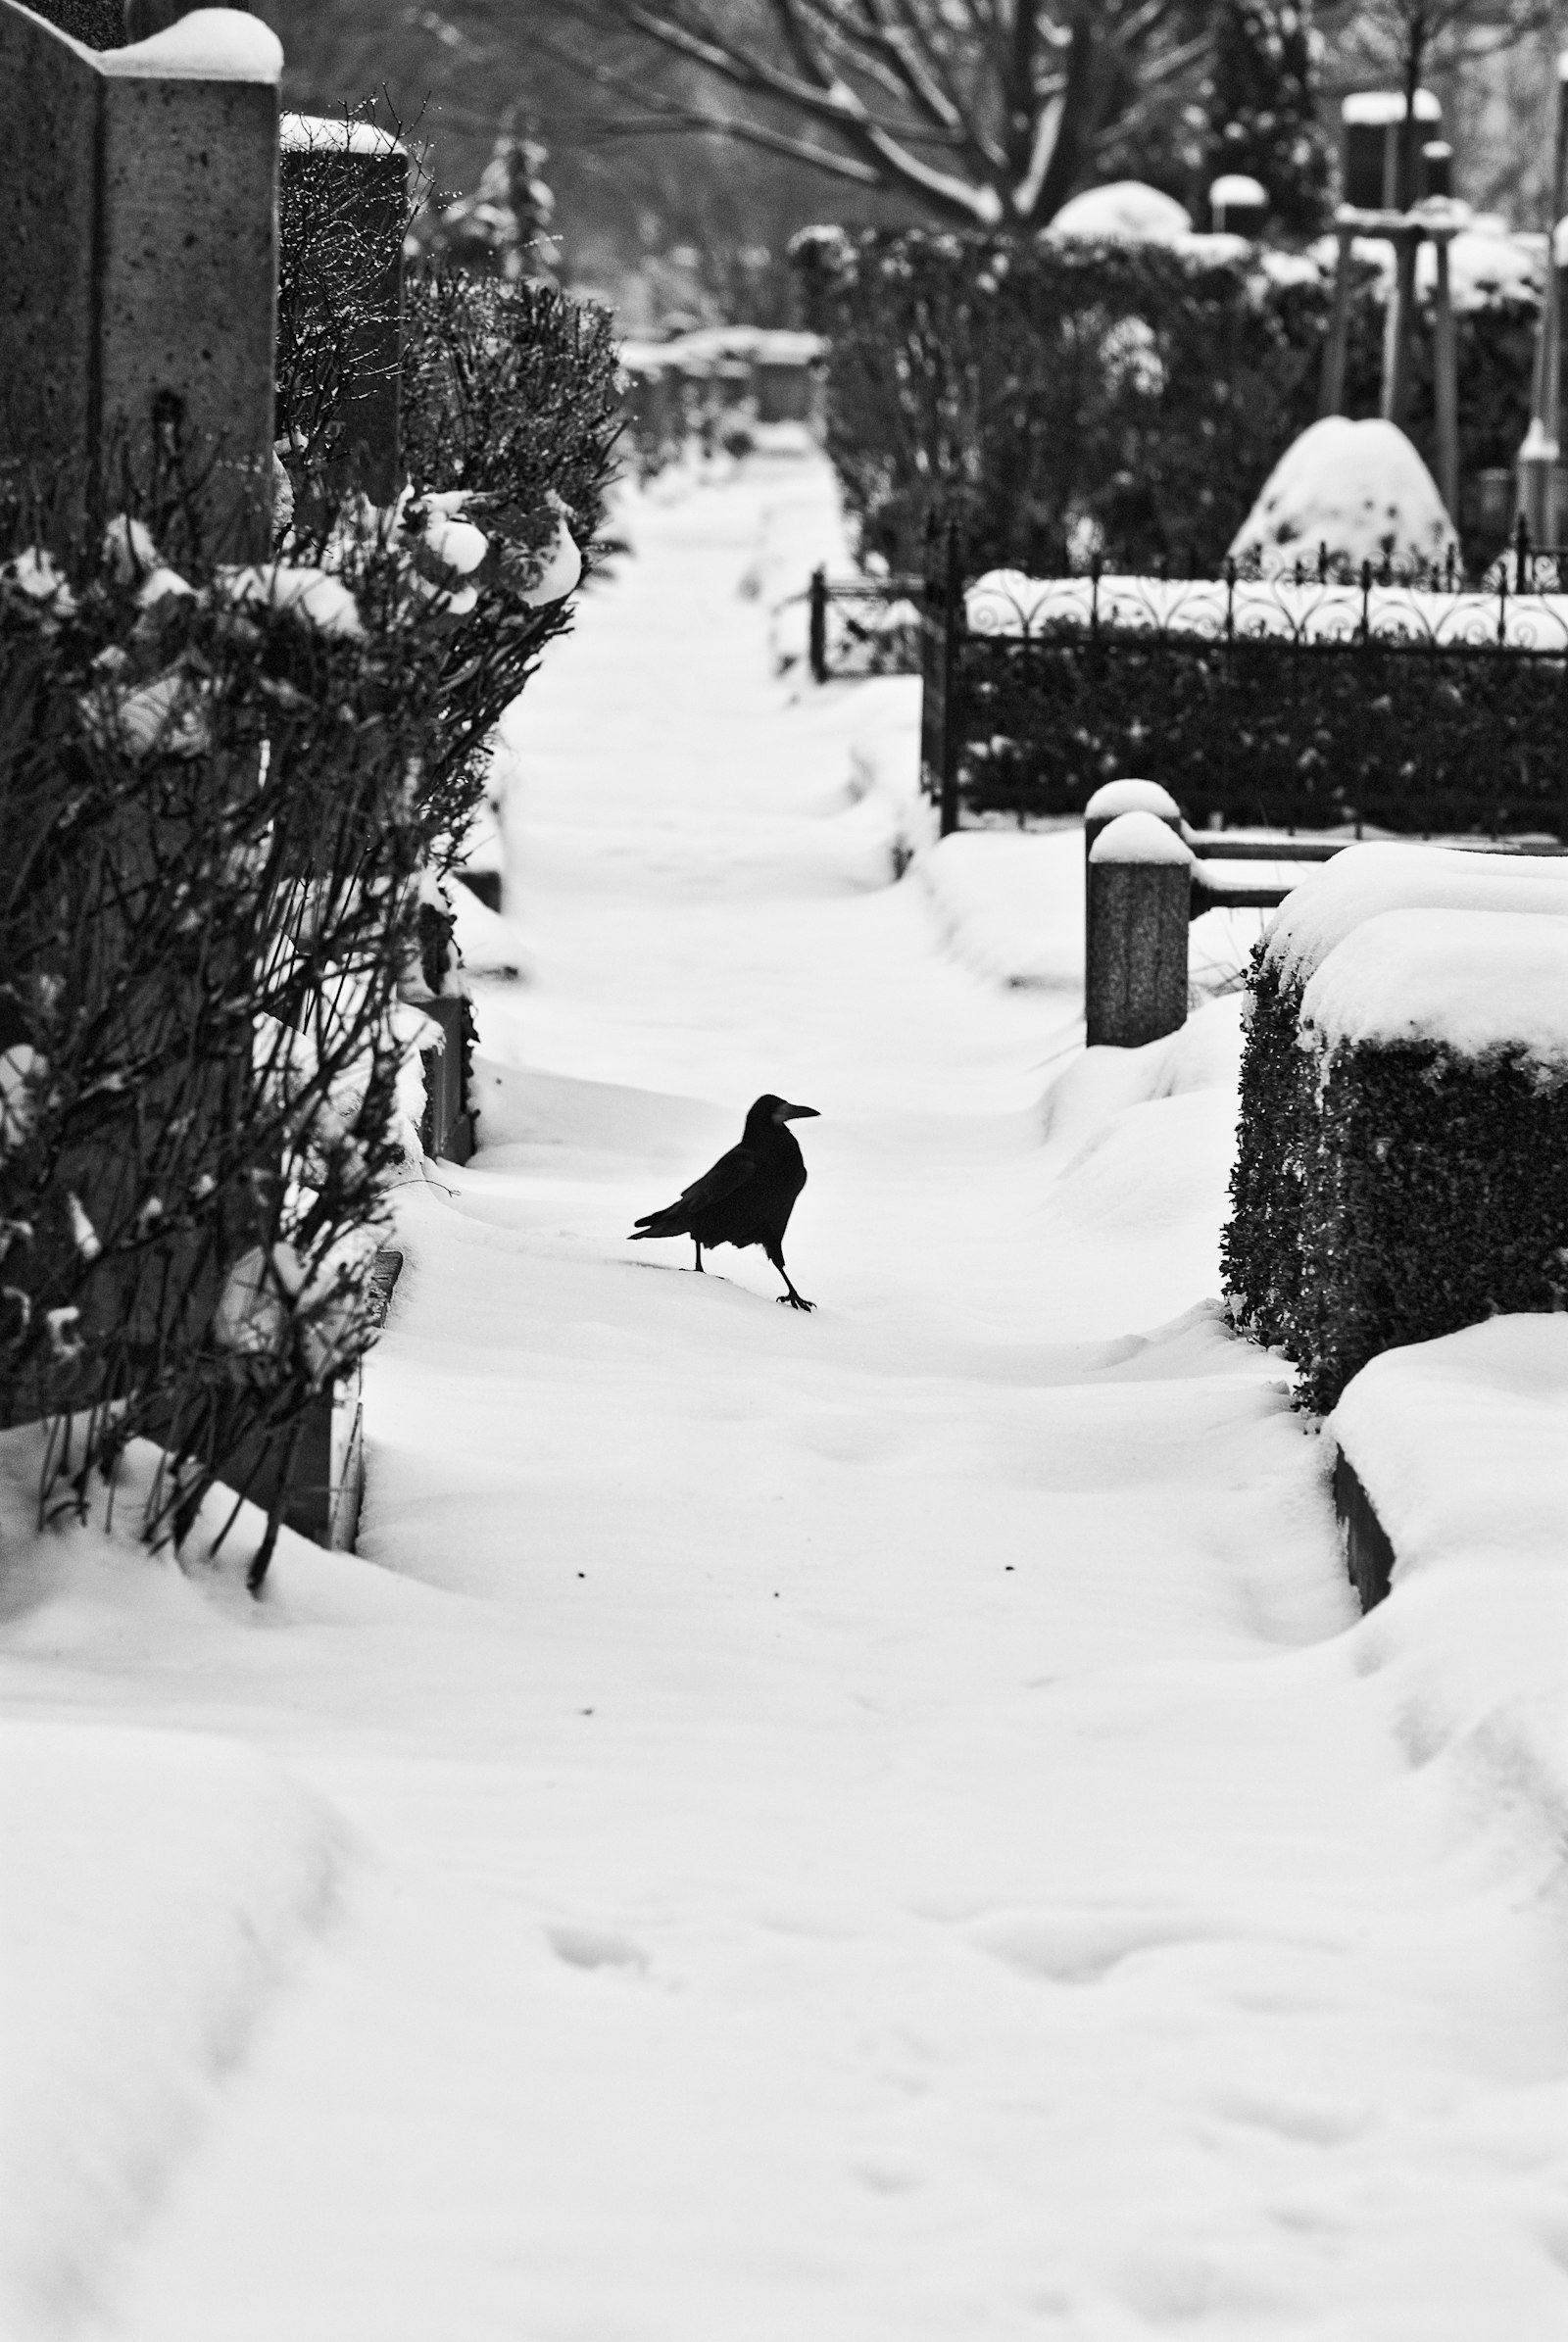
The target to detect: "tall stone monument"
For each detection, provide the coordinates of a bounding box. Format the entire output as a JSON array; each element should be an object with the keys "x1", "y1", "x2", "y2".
[{"x1": 0, "y1": 2, "x2": 280, "y2": 558}]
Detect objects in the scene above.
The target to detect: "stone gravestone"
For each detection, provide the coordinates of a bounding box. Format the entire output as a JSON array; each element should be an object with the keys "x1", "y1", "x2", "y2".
[
  {"x1": 0, "y1": 1, "x2": 279, "y2": 558},
  {"x1": 278, "y1": 114, "x2": 410, "y2": 507}
]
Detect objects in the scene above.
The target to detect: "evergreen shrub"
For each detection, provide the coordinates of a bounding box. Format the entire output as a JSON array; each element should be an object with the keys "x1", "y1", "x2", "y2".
[
  {"x1": 792, "y1": 228, "x2": 1534, "y2": 577},
  {"x1": 1223, "y1": 942, "x2": 1568, "y2": 1414}
]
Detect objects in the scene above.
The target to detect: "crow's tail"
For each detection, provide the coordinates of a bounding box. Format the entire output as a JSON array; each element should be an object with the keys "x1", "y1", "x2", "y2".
[{"x1": 628, "y1": 1203, "x2": 685, "y2": 1241}]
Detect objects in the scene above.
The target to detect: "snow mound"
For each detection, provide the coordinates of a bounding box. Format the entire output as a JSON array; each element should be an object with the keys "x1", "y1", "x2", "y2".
[
  {"x1": 917, "y1": 829, "x2": 1083, "y2": 991},
  {"x1": 0, "y1": 1721, "x2": 342, "y2": 2337},
  {"x1": 1298, "y1": 907, "x2": 1568, "y2": 1062},
  {"x1": 1335, "y1": 1316, "x2": 1568, "y2": 1825},
  {"x1": 1416, "y1": 225, "x2": 1542, "y2": 311},
  {"x1": 1264, "y1": 841, "x2": 1568, "y2": 988},
  {"x1": 1228, "y1": 417, "x2": 1456, "y2": 577},
  {"x1": 1048, "y1": 181, "x2": 1192, "y2": 245}
]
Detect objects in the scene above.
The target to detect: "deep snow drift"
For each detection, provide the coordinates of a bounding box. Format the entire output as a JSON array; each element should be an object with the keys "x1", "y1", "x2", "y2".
[{"x1": 4, "y1": 453, "x2": 1567, "y2": 2342}]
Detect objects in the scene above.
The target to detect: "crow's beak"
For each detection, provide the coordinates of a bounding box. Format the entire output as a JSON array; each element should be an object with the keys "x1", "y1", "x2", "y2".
[{"x1": 778, "y1": 1101, "x2": 819, "y2": 1120}]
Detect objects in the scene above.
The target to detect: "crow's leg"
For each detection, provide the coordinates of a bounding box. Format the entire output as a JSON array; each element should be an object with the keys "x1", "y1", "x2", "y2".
[
  {"x1": 767, "y1": 1244, "x2": 814, "y2": 1312},
  {"x1": 693, "y1": 1241, "x2": 705, "y2": 1273}
]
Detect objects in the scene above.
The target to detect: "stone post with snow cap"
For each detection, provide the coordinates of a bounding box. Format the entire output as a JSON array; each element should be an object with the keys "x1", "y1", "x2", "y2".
[
  {"x1": 1084, "y1": 778, "x2": 1183, "y2": 1005},
  {"x1": 1086, "y1": 811, "x2": 1193, "y2": 1049},
  {"x1": 0, "y1": 2, "x2": 280, "y2": 557}
]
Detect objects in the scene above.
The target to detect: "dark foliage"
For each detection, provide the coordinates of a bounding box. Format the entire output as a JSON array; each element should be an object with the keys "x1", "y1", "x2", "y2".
[
  {"x1": 1259, "y1": 1031, "x2": 1568, "y2": 1413},
  {"x1": 1223, "y1": 947, "x2": 1568, "y2": 1413},
  {"x1": 1193, "y1": 0, "x2": 1332, "y2": 238},
  {"x1": 0, "y1": 532, "x2": 439, "y2": 1574},
  {"x1": 955, "y1": 622, "x2": 1568, "y2": 835},
  {"x1": 792, "y1": 228, "x2": 1537, "y2": 579},
  {"x1": 1220, "y1": 951, "x2": 1316, "y2": 1350}
]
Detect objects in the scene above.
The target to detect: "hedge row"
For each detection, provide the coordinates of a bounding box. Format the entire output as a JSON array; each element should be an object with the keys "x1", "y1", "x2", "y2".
[
  {"x1": 955, "y1": 625, "x2": 1568, "y2": 836},
  {"x1": 1223, "y1": 921, "x2": 1568, "y2": 1414},
  {"x1": 792, "y1": 228, "x2": 1536, "y2": 577}
]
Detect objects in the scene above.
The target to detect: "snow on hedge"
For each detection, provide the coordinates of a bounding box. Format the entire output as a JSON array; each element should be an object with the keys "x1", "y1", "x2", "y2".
[
  {"x1": 965, "y1": 566, "x2": 1568, "y2": 648},
  {"x1": 1262, "y1": 841, "x2": 1568, "y2": 989},
  {"x1": 1047, "y1": 181, "x2": 1193, "y2": 244},
  {"x1": 1298, "y1": 907, "x2": 1568, "y2": 1062},
  {"x1": 1335, "y1": 1316, "x2": 1568, "y2": 1581},
  {"x1": 1332, "y1": 1316, "x2": 1568, "y2": 1818},
  {"x1": 1227, "y1": 417, "x2": 1456, "y2": 578}
]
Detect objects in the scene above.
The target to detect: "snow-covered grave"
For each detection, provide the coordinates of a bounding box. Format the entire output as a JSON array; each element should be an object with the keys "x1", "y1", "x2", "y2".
[{"x1": 7, "y1": 452, "x2": 1568, "y2": 2339}]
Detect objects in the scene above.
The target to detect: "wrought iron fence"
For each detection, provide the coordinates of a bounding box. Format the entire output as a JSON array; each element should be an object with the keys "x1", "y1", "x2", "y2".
[
  {"x1": 807, "y1": 526, "x2": 1568, "y2": 842},
  {"x1": 807, "y1": 566, "x2": 924, "y2": 680}
]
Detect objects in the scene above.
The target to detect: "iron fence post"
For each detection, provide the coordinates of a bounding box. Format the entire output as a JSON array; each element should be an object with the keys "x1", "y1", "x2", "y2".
[
  {"x1": 808, "y1": 564, "x2": 828, "y2": 683},
  {"x1": 938, "y1": 518, "x2": 961, "y2": 837}
]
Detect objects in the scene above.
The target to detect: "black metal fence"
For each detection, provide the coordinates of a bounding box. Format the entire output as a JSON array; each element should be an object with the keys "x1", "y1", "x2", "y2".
[{"x1": 809, "y1": 528, "x2": 1568, "y2": 842}]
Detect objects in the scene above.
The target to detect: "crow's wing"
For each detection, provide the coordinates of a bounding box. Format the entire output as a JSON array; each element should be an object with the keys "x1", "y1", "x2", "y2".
[{"x1": 631, "y1": 1143, "x2": 756, "y2": 1234}]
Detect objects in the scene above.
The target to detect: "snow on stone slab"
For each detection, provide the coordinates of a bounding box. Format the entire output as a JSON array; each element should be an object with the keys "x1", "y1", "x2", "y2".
[
  {"x1": 1047, "y1": 180, "x2": 1192, "y2": 243},
  {"x1": 1333, "y1": 1314, "x2": 1568, "y2": 1830},
  {"x1": 100, "y1": 8, "x2": 283, "y2": 79},
  {"x1": 279, "y1": 113, "x2": 405, "y2": 155},
  {"x1": 1089, "y1": 809, "x2": 1193, "y2": 864},
  {"x1": 1085, "y1": 777, "x2": 1180, "y2": 824},
  {"x1": 1228, "y1": 416, "x2": 1457, "y2": 577},
  {"x1": 1298, "y1": 906, "x2": 1568, "y2": 1061},
  {"x1": 1264, "y1": 840, "x2": 1568, "y2": 989}
]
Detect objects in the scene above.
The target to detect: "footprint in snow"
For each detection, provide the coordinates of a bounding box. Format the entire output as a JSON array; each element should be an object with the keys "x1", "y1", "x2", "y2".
[{"x1": 546, "y1": 1921, "x2": 648, "y2": 1974}]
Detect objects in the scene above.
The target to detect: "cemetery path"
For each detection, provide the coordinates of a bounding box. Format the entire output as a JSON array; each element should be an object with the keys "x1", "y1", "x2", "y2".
[{"x1": 15, "y1": 459, "x2": 1568, "y2": 2342}]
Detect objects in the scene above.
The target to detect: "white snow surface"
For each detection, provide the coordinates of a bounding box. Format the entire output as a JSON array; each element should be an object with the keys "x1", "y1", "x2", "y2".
[
  {"x1": 1048, "y1": 181, "x2": 1193, "y2": 243},
  {"x1": 966, "y1": 565, "x2": 1568, "y2": 649},
  {"x1": 1332, "y1": 1314, "x2": 1568, "y2": 1823},
  {"x1": 1227, "y1": 418, "x2": 1456, "y2": 577},
  {"x1": 1090, "y1": 810, "x2": 1194, "y2": 865},
  {"x1": 100, "y1": 9, "x2": 283, "y2": 80},
  {"x1": 278, "y1": 113, "x2": 404, "y2": 154},
  {"x1": 1264, "y1": 840, "x2": 1568, "y2": 988},
  {"x1": 1299, "y1": 907, "x2": 1568, "y2": 1060},
  {"x1": 6, "y1": 458, "x2": 1568, "y2": 2341},
  {"x1": 1086, "y1": 778, "x2": 1181, "y2": 823}
]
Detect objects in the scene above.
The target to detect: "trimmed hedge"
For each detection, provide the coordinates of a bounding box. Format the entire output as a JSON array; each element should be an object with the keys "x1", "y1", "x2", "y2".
[
  {"x1": 792, "y1": 227, "x2": 1535, "y2": 577},
  {"x1": 1222, "y1": 948, "x2": 1568, "y2": 1413},
  {"x1": 955, "y1": 623, "x2": 1568, "y2": 835},
  {"x1": 1290, "y1": 1039, "x2": 1568, "y2": 1413}
]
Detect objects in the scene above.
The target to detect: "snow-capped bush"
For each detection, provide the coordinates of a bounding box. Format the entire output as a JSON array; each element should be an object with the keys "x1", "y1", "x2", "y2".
[
  {"x1": 1226, "y1": 416, "x2": 1456, "y2": 577},
  {"x1": 1222, "y1": 847, "x2": 1568, "y2": 1408}
]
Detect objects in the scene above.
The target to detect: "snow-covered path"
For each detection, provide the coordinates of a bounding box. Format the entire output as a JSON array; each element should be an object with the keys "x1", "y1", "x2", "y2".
[{"x1": 7, "y1": 460, "x2": 1568, "y2": 2342}]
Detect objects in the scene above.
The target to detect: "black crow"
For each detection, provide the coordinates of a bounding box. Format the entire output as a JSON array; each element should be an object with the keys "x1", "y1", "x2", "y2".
[{"x1": 628, "y1": 1095, "x2": 819, "y2": 1309}]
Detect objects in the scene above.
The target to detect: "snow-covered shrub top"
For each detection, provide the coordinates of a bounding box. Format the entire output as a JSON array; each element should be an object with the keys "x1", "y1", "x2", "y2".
[
  {"x1": 1045, "y1": 182, "x2": 1193, "y2": 244},
  {"x1": 1331, "y1": 1314, "x2": 1568, "y2": 1574},
  {"x1": 1261, "y1": 841, "x2": 1568, "y2": 987},
  {"x1": 1227, "y1": 416, "x2": 1455, "y2": 577},
  {"x1": 1298, "y1": 907, "x2": 1568, "y2": 1063},
  {"x1": 966, "y1": 565, "x2": 1568, "y2": 649}
]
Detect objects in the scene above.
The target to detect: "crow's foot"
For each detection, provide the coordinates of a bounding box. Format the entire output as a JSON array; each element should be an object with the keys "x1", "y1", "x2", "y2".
[{"x1": 777, "y1": 1293, "x2": 815, "y2": 1312}]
